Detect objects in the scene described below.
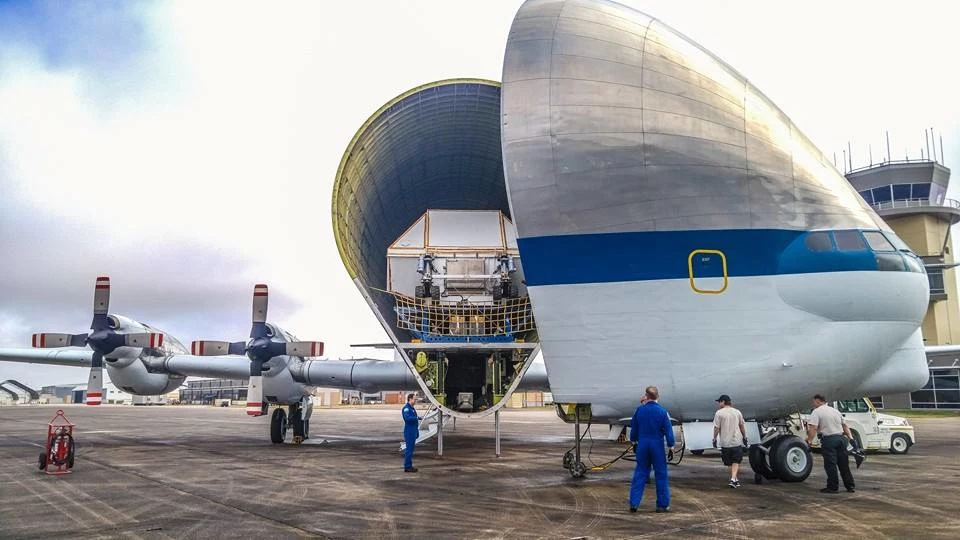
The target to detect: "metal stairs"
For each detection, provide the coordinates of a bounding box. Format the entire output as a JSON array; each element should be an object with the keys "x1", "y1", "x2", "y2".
[{"x1": 400, "y1": 405, "x2": 447, "y2": 451}]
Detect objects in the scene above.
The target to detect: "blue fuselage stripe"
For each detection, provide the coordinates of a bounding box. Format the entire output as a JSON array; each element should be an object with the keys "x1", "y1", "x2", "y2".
[{"x1": 517, "y1": 228, "x2": 880, "y2": 287}]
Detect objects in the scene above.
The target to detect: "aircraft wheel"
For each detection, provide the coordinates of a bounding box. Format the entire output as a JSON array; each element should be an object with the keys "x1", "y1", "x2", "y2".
[
  {"x1": 770, "y1": 435, "x2": 812, "y2": 483},
  {"x1": 890, "y1": 433, "x2": 910, "y2": 454},
  {"x1": 690, "y1": 449, "x2": 704, "y2": 455},
  {"x1": 570, "y1": 461, "x2": 587, "y2": 479},
  {"x1": 748, "y1": 444, "x2": 777, "y2": 481},
  {"x1": 270, "y1": 408, "x2": 288, "y2": 444}
]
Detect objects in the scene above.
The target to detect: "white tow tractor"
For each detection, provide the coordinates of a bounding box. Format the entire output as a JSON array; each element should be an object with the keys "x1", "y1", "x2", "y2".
[{"x1": 798, "y1": 397, "x2": 915, "y2": 454}]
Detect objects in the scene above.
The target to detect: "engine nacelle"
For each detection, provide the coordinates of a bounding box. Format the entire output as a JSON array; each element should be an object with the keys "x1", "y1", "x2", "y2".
[
  {"x1": 100, "y1": 314, "x2": 190, "y2": 395},
  {"x1": 106, "y1": 359, "x2": 185, "y2": 396}
]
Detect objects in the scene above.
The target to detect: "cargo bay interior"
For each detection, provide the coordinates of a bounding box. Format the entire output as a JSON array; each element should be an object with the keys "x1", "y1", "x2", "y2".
[{"x1": 332, "y1": 79, "x2": 538, "y2": 416}]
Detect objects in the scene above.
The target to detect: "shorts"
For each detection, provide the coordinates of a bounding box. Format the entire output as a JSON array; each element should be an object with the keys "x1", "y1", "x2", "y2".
[{"x1": 721, "y1": 446, "x2": 744, "y2": 465}]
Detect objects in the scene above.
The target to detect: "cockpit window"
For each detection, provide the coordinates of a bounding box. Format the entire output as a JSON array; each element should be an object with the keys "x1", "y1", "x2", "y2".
[
  {"x1": 875, "y1": 253, "x2": 906, "y2": 271},
  {"x1": 903, "y1": 255, "x2": 925, "y2": 273},
  {"x1": 882, "y1": 231, "x2": 912, "y2": 252},
  {"x1": 833, "y1": 230, "x2": 867, "y2": 251},
  {"x1": 805, "y1": 231, "x2": 834, "y2": 252},
  {"x1": 862, "y1": 231, "x2": 895, "y2": 252}
]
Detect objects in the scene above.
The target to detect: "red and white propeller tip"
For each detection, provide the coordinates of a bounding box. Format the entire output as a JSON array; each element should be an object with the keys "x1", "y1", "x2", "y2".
[
  {"x1": 192, "y1": 340, "x2": 230, "y2": 356},
  {"x1": 93, "y1": 276, "x2": 110, "y2": 314},
  {"x1": 124, "y1": 333, "x2": 164, "y2": 348},
  {"x1": 252, "y1": 284, "x2": 268, "y2": 323},
  {"x1": 286, "y1": 341, "x2": 324, "y2": 357},
  {"x1": 32, "y1": 333, "x2": 71, "y2": 348},
  {"x1": 246, "y1": 376, "x2": 264, "y2": 416}
]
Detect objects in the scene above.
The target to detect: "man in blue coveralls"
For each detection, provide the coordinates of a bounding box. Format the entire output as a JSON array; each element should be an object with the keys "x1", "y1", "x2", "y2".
[
  {"x1": 629, "y1": 386, "x2": 676, "y2": 513},
  {"x1": 402, "y1": 393, "x2": 421, "y2": 472}
]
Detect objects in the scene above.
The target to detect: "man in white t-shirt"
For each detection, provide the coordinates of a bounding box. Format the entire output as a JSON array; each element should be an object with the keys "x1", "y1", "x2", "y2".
[
  {"x1": 712, "y1": 394, "x2": 747, "y2": 488},
  {"x1": 805, "y1": 394, "x2": 855, "y2": 493}
]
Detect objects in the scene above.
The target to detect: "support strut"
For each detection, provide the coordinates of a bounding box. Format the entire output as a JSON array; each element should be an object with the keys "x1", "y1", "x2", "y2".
[
  {"x1": 495, "y1": 410, "x2": 501, "y2": 457},
  {"x1": 570, "y1": 404, "x2": 587, "y2": 478},
  {"x1": 437, "y1": 409, "x2": 444, "y2": 457}
]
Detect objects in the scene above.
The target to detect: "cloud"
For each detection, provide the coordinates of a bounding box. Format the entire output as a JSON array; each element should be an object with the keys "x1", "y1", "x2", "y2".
[{"x1": 0, "y1": 0, "x2": 175, "y2": 104}]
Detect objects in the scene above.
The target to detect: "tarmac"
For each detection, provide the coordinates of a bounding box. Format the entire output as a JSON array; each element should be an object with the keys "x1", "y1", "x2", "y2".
[{"x1": 0, "y1": 405, "x2": 958, "y2": 539}]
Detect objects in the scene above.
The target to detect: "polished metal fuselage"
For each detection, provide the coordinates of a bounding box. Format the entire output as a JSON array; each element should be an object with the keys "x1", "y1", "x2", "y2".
[
  {"x1": 500, "y1": 0, "x2": 928, "y2": 420},
  {"x1": 330, "y1": 0, "x2": 930, "y2": 422}
]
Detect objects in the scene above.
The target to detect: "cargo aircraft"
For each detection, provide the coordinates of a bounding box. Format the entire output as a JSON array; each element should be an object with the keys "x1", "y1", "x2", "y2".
[
  {"x1": 3, "y1": 0, "x2": 958, "y2": 483},
  {"x1": 327, "y1": 0, "x2": 960, "y2": 482},
  {"x1": 0, "y1": 277, "x2": 538, "y2": 443}
]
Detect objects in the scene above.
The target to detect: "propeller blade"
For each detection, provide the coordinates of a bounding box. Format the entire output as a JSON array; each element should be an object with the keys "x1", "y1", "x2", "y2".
[
  {"x1": 285, "y1": 341, "x2": 324, "y2": 357},
  {"x1": 91, "y1": 276, "x2": 111, "y2": 331},
  {"x1": 124, "y1": 333, "x2": 165, "y2": 348},
  {"x1": 31, "y1": 333, "x2": 87, "y2": 348},
  {"x1": 246, "y1": 359, "x2": 266, "y2": 416},
  {"x1": 86, "y1": 352, "x2": 104, "y2": 406},
  {"x1": 250, "y1": 284, "x2": 269, "y2": 338},
  {"x1": 191, "y1": 340, "x2": 246, "y2": 356}
]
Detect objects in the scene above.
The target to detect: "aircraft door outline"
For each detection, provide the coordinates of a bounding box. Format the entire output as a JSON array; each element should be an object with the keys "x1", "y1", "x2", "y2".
[{"x1": 688, "y1": 249, "x2": 728, "y2": 294}]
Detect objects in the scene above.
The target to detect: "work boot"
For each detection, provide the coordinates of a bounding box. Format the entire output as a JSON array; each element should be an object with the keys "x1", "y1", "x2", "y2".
[
  {"x1": 629, "y1": 507, "x2": 637, "y2": 513},
  {"x1": 655, "y1": 507, "x2": 670, "y2": 513},
  {"x1": 404, "y1": 467, "x2": 418, "y2": 473},
  {"x1": 846, "y1": 487, "x2": 856, "y2": 493},
  {"x1": 820, "y1": 487, "x2": 838, "y2": 493}
]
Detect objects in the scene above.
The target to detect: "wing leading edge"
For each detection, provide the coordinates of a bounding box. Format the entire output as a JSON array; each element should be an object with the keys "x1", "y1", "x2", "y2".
[{"x1": 0, "y1": 348, "x2": 94, "y2": 368}]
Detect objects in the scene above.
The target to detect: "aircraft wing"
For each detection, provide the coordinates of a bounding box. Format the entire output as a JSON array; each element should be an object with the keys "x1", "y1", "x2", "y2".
[
  {"x1": 0, "y1": 347, "x2": 94, "y2": 368},
  {"x1": 924, "y1": 345, "x2": 960, "y2": 362},
  {"x1": 0, "y1": 347, "x2": 251, "y2": 379},
  {"x1": 149, "y1": 354, "x2": 251, "y2": 380}
]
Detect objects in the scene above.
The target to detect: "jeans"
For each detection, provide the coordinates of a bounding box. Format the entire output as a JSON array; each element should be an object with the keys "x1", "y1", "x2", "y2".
[{"x1": 821, "y1": 434, "x2": 855, "y2": 490}]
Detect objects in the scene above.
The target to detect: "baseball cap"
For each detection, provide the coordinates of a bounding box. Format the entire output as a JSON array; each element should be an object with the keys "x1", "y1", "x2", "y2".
[{"x1": 716, "y1": 394, "x2": 731, "y2": 403}]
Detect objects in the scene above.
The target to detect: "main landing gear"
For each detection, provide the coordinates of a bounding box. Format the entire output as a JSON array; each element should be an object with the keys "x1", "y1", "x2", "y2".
[
  {"x1": 748, "y1": 422, "x2": 812, "y2": 484},
  {"x1": 270, "y1": 397, "x2": 313, "y2": 444}
]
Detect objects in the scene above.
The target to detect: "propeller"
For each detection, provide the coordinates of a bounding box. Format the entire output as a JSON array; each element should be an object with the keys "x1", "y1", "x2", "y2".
[
  {"x1": 31, "y1": 276, "x2": 164, "y2": 405},
  {"x1": 191, "y1": 284, "x2": 323, "y2": 417}
]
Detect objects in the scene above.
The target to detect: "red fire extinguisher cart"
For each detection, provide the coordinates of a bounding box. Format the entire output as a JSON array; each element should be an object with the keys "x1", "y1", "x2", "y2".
[{"x1": 39, "y1": 409, "x2": 75, "y2": 475}]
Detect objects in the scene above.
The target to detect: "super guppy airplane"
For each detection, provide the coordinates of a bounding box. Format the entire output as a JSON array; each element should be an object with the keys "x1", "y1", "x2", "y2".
[
  {"x1": 1, "y1": 0, "x2": 954, "y2": 483},
  {"x1": 331, "y1": 0, "x2": 953, "y2": 481}
]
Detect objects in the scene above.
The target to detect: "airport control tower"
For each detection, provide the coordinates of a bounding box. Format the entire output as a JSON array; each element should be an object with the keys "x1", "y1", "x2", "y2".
[{"x1": 846, "y1": 159, "x2": 960, "y2": 408}]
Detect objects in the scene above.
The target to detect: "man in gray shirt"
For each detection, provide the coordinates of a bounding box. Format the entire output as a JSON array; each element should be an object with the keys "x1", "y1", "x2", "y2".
[
  {"x1": 712, "y1": 394, "x2": 747, "y2": 488},
  {"x1": 805, "y1": 394, "x2": 855, "y2": 493}
]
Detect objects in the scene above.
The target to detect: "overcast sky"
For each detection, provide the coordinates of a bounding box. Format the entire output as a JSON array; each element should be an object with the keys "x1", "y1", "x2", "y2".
[{"x1": 2, "y1": 0, "x2": 959, "y2": 388}]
